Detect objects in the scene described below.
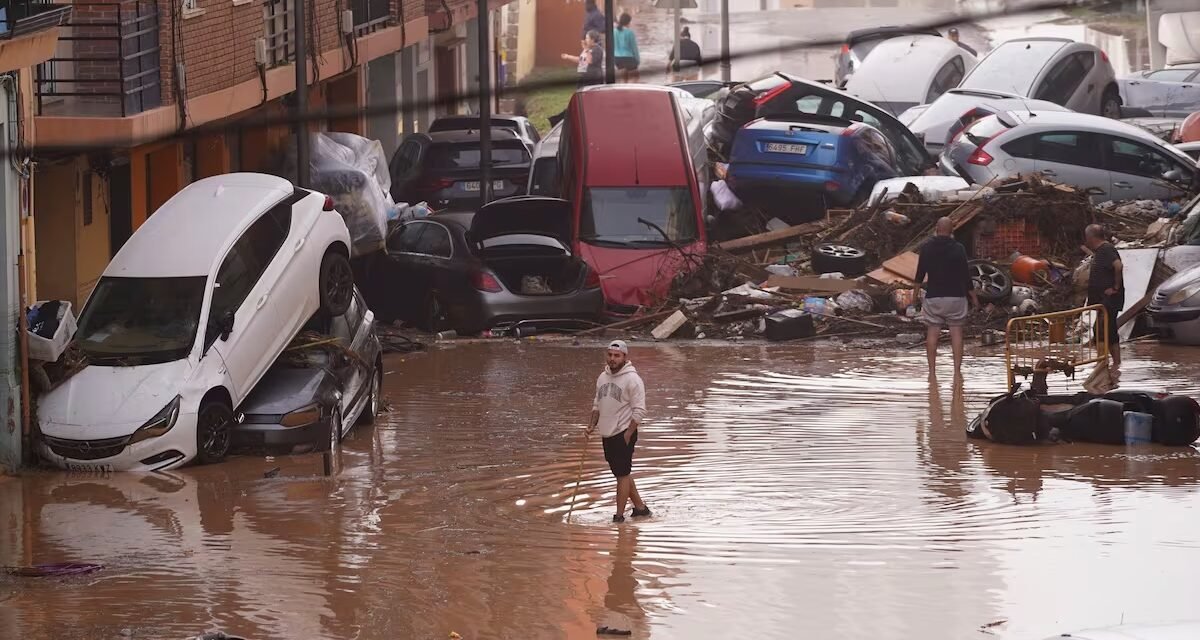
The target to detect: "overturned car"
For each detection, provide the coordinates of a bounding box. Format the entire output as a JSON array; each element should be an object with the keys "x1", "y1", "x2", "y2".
[{"x1": 967, "y1": 386, "x2": 1200, "y2": 446}]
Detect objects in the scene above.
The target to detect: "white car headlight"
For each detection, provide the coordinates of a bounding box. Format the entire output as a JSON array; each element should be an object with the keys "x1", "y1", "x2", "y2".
[
  {"x1": 128, "y1": 395, "x2": 181, "y2": 445},
  {"x1": 1168, "y1": 284, "x2": 1200, "y2": 305}
]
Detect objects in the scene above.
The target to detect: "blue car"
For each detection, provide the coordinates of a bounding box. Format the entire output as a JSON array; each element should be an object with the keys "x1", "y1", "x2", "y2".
[{"x1": 726, "y1": 114, "x2": 901, "y2": 222}]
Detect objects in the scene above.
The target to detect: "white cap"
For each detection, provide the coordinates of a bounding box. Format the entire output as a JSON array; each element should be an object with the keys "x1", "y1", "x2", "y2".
[{"x1": 607, "y1": 339, "x2": 629, "y2": 354}]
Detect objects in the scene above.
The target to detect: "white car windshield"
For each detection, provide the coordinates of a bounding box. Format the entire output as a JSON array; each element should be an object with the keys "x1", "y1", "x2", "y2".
[
  {"x1": 961, "y1": 40, "x2": 1067, "y2": 95},
  {"x1": 75, "y1": 276, "x2": 206, "y2": 365},
  {"x1": 579, "y1": 187, "x2": 698, "y2": 247}
]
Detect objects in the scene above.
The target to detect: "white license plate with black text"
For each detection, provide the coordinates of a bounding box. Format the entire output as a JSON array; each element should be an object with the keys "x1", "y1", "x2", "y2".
[
  {"x1": 463, "y1": 180, "x2": 506, "y2": 192},
  {"x1": 66, "y1": 462, "x2": 114, "y2": 473},
  {"x1": 765, "y1": 142, "x2": 808, "y2": 155}
]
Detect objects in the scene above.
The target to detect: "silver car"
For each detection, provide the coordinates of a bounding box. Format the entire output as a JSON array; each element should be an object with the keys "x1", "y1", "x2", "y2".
[
  {"x1": 940, "y1": 109, "x2": 1200, "y2": 203},
  {"x1": 834, "y1": 25, "x2": 943, "y2": 88},
  {"x1": 1147, "y1": 259, "x2": 1200, "y2": 345},
  {"x1": 901, "y1": 89, "x2": 1071, "y2": 156},
  {"x1": 1119, "y1": 63, "x2": 1200, "y2": 118},
  {"x1": 956, "y1": 37, "x2": 1122, "y2": 117}
]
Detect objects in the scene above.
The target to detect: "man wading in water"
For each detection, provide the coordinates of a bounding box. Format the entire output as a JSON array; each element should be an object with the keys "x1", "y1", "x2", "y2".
[{"x1": 587, "y1": 340, "x2": 651, "y2": 523}]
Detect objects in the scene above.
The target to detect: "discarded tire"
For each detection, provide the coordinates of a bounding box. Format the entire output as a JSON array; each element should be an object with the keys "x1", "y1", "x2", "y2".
[
  {"x1": 969, "y1": 260, "x2": 1013, "y2": 304},
  {"x1": 812, "y1": 243, "x2": 867, "y2": 277}
]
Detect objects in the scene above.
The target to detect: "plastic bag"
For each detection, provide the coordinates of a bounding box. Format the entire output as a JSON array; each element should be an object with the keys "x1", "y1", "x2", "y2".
[
  {"x1": 711, "y1": 179, "x2": 742, "y2": 211},
  {"x1": 835, "y1": 290, "x2": 873, "y2": 313},
  {"x1": 278, "y1": 132, "x2": 394, "y2": 258}
]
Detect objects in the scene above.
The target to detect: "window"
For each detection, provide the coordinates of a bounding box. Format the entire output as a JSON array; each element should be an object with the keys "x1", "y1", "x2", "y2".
[
  {"x1": 1106, "y1": 137, "x2": 1186, "y2": 180},
  {"x1": 926, "y1": 57, "x2": 967, "y2": 104},
  {"x1": 1033, "y1": 132, "x2": 1101, "y2": 167},
  {"x1": 580, "y1": 187, "x2": 698, "y2": 246},
  {"x1": 204, "y1": 207, "x2": 290, "y2": 347},
  {"x1": 387, "y1": 222, "x2": 426, "y2": 253},
  {"x1": 427, "y1": 142, "x2": 530, "y2": 169},
  {"x1": 1002, "y1": 134, "x2": 1036, "y2": 159},
  {"x1": 1145, "y1": 69, "x2": 1198, "y2": 82},
  {"x1": 528, "y1": 157, "x2": 560, "y2": 197},
  {"x1": 961, "y1": 40, "x2": 1069, "y2": 95},
  {"x1": 76, "y1": 276, "x2": 208, "y2": 364},
  {"x1": 412, "y1": 222, "x2": 452, "y2": 257},
  {"x1": 263, "y1": 0, "x2": 296, "y2": 66},
  {"x1": 1034, "y1": 53, "x2": 1094, "y2": 106}
]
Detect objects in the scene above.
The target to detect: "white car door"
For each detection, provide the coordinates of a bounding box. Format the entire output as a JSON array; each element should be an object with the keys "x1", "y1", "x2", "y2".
[
  {"x1": 208, "y1": 201, "x2": 294, "y2": 402},
  {"x1": 1103, "y1": 134, "x2": 1197, "y2": 201}
]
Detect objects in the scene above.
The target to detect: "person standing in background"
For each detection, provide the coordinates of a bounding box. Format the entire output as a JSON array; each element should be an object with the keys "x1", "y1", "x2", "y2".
[
  {"x1": 582, "y1": 0, "x2": 606, "y2": 40},
  {"x1": 613, "y1": 13, "x2": 641, "y2": 83},
  {"x1": 562, "y1": 30, "x2": 605, "y2": 89},
  {"x1": 668, "y1": 27, "x2": 702, "y2": 82}
]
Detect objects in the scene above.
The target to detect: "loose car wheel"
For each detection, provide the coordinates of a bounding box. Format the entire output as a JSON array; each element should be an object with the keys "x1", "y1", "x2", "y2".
[
  {"x1": 812, "y1": 243, "x2": 867, "y2": 277},
  {"x1": 195, "y1": 400, "x2": 233, "y2": 465},
  {"x1": 1100, "y1": 89, "x2": 1122, "y2": 120},
  {"x1": 319, "y1": 250, "x2": 354, "y2": 317},
  {"x1": 970, "y1": 260, "x2": 1013, "y2": 303},
  {"x1": 357, "y1": 362, "x2": 382, "y2": 425}
]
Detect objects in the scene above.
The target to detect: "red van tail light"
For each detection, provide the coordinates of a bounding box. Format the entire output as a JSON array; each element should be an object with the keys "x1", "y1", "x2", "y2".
[
  {"x1": 471, "y1": 270, "x2": 503, "y2": 293},
  {"x1": 753, "y1": 82, "x2": 791, "y2": 107},
  {"x1": 967, "y1": 145, "x2": 995, "y2": 166},
  {"x1": 323, "y1": 196, "x2": 335, "y2": 211}
]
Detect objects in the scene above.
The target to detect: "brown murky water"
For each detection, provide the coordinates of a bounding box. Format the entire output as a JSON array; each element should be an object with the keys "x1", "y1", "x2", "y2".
[{"x1": 4, "y1": 340, "x2": 1200, "y2": 639}]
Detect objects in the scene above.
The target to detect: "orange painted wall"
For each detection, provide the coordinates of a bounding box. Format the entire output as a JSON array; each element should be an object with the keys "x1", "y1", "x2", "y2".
[{"x1": 536, "y1": 0, "x2": 585, "y2": 68}]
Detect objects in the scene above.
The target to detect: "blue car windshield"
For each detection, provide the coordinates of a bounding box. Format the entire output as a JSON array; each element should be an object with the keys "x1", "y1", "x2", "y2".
[
  {"x1": 75, "y1": 276, "x2": 207, "y2": 365},
  {"x1": 580, "y1": 187, "x2": 698, "y2": 247}
]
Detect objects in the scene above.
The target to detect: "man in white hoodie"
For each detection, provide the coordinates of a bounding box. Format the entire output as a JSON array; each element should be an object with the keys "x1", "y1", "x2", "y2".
[{"x1": 587, "y1": 340, "x2": 650, "y2": 523}]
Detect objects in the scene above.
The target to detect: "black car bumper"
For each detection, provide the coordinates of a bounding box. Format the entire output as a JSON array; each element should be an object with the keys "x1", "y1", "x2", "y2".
[{"x1": 232, "y1": 418, "x2": 332, "y2": 455}]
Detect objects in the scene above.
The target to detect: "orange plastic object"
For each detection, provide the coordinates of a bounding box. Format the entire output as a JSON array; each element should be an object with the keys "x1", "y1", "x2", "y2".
[
  {"x1": 1182, "y1": 111, "x2": 1200, "y2": 143},
  {"x1": 1012, "y1": 255, "x2": 1051, "y2": 284}
]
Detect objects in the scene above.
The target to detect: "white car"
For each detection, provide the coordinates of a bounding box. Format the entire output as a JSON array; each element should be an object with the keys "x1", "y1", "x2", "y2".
[
  {"x1": 844, "y1": 34, "x2": 978, "y2": 117},
  {"x1": 958, "y1": 37, "x2": 1121, "y2": 117},
  {"x1": 900, "y1": 88, "x2": 1071, "y2": 156},
  {"x1": 37, "y1": 173, "x2": 355, "y2": 472},
  {"x1": 1043, "y1": 620, "x2": 1200, "y2": 639}
]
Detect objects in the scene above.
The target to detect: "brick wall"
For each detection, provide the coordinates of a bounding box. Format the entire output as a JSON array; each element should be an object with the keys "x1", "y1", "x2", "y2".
[{"x1": 66, "y1": 2, "x2": 122, "y2": 103}]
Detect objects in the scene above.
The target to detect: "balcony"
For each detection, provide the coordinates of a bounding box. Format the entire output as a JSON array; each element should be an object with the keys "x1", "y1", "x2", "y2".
[
  {"x1": 0, "y1": 0, "x2": 72, "y2": 40},
  {"x1": 352, "y1": 0, "x2": 391, "y2": 35},
  {"x1": 34, "y1": 0, "x2": 161, "y2": 117}
]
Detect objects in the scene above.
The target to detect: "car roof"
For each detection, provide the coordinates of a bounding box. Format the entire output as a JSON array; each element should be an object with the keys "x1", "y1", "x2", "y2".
[
  {"x1": 424, "y1": 128, "x2": 523, "y2": 144},
  {"x1": 427, "y1": 211, "x2": 474, "y2": 230},
  {"x1": 845, "y1": 36, "x2": 969, "y2": 101},
  {"x1": 845, "y1": 25, "x2": 941, "y2": 44},
  {"x1": 1002, "y1": 110, "x2": 1198, "y2": 161},
  {"x1": 572, "y1": 85, "x2": 691, "y2": 187},
  {"x1": 106, "y1": 172, "x2": 294, "y2": 278},
  {"x1": 1043, "y1": 620, "x2": 1200, "y2": 640}
]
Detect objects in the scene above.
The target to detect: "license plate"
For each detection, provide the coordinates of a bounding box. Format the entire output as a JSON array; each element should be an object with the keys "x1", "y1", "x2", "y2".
[
  {"x1": 66, "y1": 462, "x2": 113, "y2": 473},
  {"x1": 462, "y1": 180, "x2": 506, "y2": 192},
  {"x1": 765, "y1": 142, "x2": 808, "y2": 154}
]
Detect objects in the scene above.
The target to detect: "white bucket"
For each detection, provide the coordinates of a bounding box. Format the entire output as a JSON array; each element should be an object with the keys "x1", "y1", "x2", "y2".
[{"x1": 1123, "y1": 411, "x2": 1153, "y2": 445}]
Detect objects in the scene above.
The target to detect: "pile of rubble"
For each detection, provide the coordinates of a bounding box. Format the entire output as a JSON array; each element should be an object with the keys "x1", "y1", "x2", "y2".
[{"x1": 582, "y1": 175, "x2": 1180, "y2": 345}]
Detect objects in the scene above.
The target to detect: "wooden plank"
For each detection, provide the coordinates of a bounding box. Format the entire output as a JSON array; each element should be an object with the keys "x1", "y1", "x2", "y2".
[
  {"x1": 762, "y1": 275, "x2": 860, "y2": 294},
  {"x1": 713, "y1": 307, "x2": 768, "y2": 323},
  {"x1": 881, "y1": 251, "x2": 921, "y2": 281},
  {"x1": 713, "y1": 221, "x2": 826, "y2": 253},
  {"x1": 866, "y1": 267, "x2": 915, "y2": 286},
  {"x1": 651, "y1": 310, "x2": 690, "y2": 339}
]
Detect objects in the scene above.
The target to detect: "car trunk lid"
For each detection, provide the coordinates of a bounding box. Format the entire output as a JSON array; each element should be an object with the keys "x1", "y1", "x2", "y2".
[{"x1": 469, "y1": 197, "x2": 585, "y2": 295}]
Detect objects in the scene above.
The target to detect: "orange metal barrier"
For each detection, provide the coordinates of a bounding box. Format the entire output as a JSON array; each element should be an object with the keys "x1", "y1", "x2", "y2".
[{"x1": 1004, "y1": 304, "x2": 1109, "y2": 389}]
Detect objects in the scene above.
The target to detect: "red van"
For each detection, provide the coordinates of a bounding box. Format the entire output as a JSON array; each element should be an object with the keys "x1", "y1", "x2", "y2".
[{"x1": 558, "y1": 85, "x2": 708, "y2": 315}]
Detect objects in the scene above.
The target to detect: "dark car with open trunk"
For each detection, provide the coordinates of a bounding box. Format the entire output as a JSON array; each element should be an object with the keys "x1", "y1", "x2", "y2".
[{"x1": 359, "y1": 196, "x2": 605, "y2": 335}]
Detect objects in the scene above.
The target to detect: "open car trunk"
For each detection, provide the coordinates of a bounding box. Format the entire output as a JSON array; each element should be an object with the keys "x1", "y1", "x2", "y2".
[{"x1": 479, "y1": 242, "x2": 587, "y2": 295}]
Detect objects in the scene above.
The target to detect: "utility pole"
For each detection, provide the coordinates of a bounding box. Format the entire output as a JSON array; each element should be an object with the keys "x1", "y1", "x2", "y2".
[
  {"x1": 720, "y1": 0, "x2": 730, "y2": 82},
  {"x1": 478, "y1": 0, "x2": 492, "y2": 205},
  {"x1": 604, "y1": 0, "x2": 615, "y2": 83},
  {"x1": 293, "y1": 0, "x2": 310, "y2": 187},
  {"x1": 673, "y1": 1, "x2": 680, "y2": 83}
]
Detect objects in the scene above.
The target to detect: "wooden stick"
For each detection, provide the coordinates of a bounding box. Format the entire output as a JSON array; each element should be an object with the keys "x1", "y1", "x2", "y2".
[{"x1": 565, "y1": 431, "x2": 591, "y2": 524}]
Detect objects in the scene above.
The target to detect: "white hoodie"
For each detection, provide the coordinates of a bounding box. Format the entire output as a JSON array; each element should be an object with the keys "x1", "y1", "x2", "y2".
[{"x1": 593, "y1": 363, "x2": 646, "y2": 438}]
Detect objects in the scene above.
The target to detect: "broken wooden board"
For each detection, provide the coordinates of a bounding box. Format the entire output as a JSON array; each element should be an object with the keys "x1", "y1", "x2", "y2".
[
  {"x1": 651, "y1": 310, "x2": 690, "y2": 340},
  {"x1": 713, "y1": 221, "x2": 826, "y2": 253},
  {"x1": 713, "y1": 307, "x2": 769, "y2": 323},
  {"x1": 866, "y1": 267, "x2": 915, "y2": 286},
  {"x1": 761, "y1": 275, "x2": 861, "y2": 294},
  {"x1": 881, "y1": 251, "x2": 920, "y2": 281}
]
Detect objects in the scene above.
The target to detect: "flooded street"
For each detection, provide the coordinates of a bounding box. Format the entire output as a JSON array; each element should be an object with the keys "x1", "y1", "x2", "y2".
[{"x1": 5, "y1": 341, "x2": 1200, "y2": 639}]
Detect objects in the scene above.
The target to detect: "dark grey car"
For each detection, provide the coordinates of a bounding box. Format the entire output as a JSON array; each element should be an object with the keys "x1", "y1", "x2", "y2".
[{"x1": 232, "y1": 288, "x2": 383, "y2": 456}]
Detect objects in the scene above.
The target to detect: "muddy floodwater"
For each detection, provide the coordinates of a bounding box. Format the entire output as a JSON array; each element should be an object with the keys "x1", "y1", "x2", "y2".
[{"x1": 4, "y1": 341, "x2": 1200, "y2": 639}]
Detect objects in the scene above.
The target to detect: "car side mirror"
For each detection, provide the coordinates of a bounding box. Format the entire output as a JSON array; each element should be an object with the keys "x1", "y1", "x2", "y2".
[
  {"x1": 1163, "y1": 168, "x2": 1183, "y2": 182},
  {"x1": 218, "y1": 310, "x2": 236, "y2": 341}
]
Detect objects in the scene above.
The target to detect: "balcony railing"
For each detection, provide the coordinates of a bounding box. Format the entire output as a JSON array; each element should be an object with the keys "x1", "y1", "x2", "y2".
[
  {"x1": 351, "y1": 0, "x2": 391, "y2": 35},
  {"x1": 0, "y1": 0, "x2": 73, "y2": 40},
  {"x1": 34, "y1": 0, "x2": 161, "y2": 117}
]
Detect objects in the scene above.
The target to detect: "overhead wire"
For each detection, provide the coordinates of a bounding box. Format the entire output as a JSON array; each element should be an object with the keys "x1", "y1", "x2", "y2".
[{"x1": 11, "y1": 0, "x2": 1104, "y2": 160}]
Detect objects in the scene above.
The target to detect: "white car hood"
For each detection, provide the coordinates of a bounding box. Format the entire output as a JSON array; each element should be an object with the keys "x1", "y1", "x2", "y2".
[{"x1": 39, "y1": 359, "x2": 193, "y2": 438}]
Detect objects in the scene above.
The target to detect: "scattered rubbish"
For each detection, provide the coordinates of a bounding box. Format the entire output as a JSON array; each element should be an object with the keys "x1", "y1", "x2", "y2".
[
  {"x1": 1009, "y1": 286, "x2": 1034, "y2": 306},
  {"x1": 765, "y1": 309, "x2": 816, "y2": 341},
  {"x1": 196, "y1": 633, "x2": 248, "y2": 640},
  {"x1": 5, "y1": 563, "x2": 104, "y2": 577},
  {"x1": 1124, "y1": 411, "x2": 1154, "y2": 445},
  {"x1": 596, "y1": 626, "x2": 632, "y2": 636},
  {"x1": 1010, "y1": 255, "x2": 1051, "y2": 284},
  {"x1": 980, "y1": 328, "x2": 1004, "y2": 346},
  {"x1": 711, "y1": 179, "x2": 743, "y2": 211},
  {"x1": 802, "y1": 296, "x2": 837, "y2": 316},
  {"x1": 521, "y1": 276, "x2": 552, "y2": 295},
  {"x1": 882, "y1": 210, "x2": 910, "y2": 226},
  {"x1": 26, "y1": 300, "x2": 77, "y2": 363},
  {"x1": 651, "y1": 310, "x2": 692, "y2": 340},
  {"x1": 812, "y1": 243, "x2": 867, "y2": 277},
  {"x1": 835, "y1": 290, "x2": 874, "y2": 313},
  {"x1": 765, "y1": 264, "x2": 800, "y2": 277},
  {"x1": 263, "y1": 467, "x2": 281, "y2": 478},
  {"x1": 895, "y1": 333, "x2": 923, "y2": 344},
  {"x1": 1018, "y1": 298, "x2": 1039, "y2": 315},
  {"x1": 761, "y1": 275, "x2": 859, "y2": 294},
  {"x1": 436, "y1": 330, "x2": 459, "y2": 341}
]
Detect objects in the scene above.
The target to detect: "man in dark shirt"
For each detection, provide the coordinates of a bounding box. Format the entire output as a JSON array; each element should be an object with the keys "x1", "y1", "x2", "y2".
[
  {"x1": 915, "y1": 217, "x2": 978, "y2": 378},
  {"x1": 947, "y1": 28, "x2": 978, "y2": 56},
  {"x1": 1084, "y1": 224, "x2": 1124, "y2": 366}
]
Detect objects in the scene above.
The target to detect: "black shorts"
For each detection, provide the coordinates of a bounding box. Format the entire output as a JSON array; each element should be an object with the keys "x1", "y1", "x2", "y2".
[
  {"x1": 615, "y1": 56, "x2": 638, "y2": 71},
  {"x1": 602, "y1": 430, "x2": 638, "y2": 478},
  {"x1": 1088, "y1": 291, "x2": 1124, "y2": 346}
]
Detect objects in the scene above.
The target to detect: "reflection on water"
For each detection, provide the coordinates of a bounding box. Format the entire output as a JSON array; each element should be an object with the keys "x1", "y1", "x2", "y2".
[{"x1": 3, "y1": 341, "x2": 1200, "y2": 639}]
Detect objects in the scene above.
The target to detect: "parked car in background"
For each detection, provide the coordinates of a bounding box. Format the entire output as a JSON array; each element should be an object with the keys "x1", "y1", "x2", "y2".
[
  {"x1": 941, "y1": 110, "x2": 1200, "y2": 202},
  {"x1": 844, "y1": 34, "x2": 977, "y2": 116},
  {"x1": 527, "y1": 121, "x2": 562, "y2": 196},
  {"x1": 834, "y1": 25, "x2": 943, "y2": 88},
  {"x1": 707, "y1": 72, "x2": 933, "y2": 176},
  {"x1": 428, "y1": 114, "x2": 541, "y2": 148},
  {"x1": 560, "y1": 85, "x2": 709, "y2": 315},
  {"x1": 669, "y1": 79, "x2": 734, "y2": 100},
  {"x1": 233, "y1": 287, "x2": 382, "y2": 456},
  {"x1": 902, "y1": 90, "x2": 1072, "y2": 156},
  {"x1": 37, "y1": 173, "x2": 355, "y2": 472},
  {"x1": 955, "y1": 37, "x2": 1121, "y2": 117},
  {"x1": 1147, "y1": 260, "x2": 1200, "y2": 345},
  {"x1": 389, "y1": 128, "x2": 531, "y2": 209},
  {"x1": 360, "y1": 197, "x2": 605, "y2": 334},
  {"x1": 1119, "y1": 63, "x2": 1200, "y2": 118},
  {"x1": 1176, "y1": 140, "x2": 1200, "y2": 162},
  {"x1": 1043, "y1": 620, "x2": 1200, "y2": 639},
  {"x1": 727, "y1": 115, "x2": 900, "y2": 221}
]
